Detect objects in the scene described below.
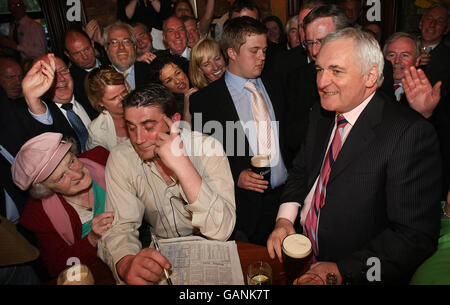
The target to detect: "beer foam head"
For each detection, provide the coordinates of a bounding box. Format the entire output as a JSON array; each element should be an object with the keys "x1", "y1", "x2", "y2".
[
  {"x1": 251, "y1": 155, "x2": 270, "y2": 167},
  {"x1": 282, "y1": 234, "x2": 312, "y2": 258}
]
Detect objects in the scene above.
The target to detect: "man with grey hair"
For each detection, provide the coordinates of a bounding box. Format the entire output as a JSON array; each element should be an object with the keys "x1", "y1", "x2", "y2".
[
  {"x1": 283, "y1": 4, "x2": 394, "y2": 163},
  {"x1": 159, "y1": 16, "x2": 190, "y2": 60},
  {"x1": 383, "y1": 32, "x2": 442, "y2": 111},
  {"x1": 285, "y1": 15, "x2": 300, "y2": 50},
  {"x1": 103, "y1": 21, "x2": 152, "y2": 90},
  {"x1": 268, "y1": 28, "x2": 442, "y2": 285},
  {"x1": 384, "y1": 31, "x2": 450, "y2": 206}
]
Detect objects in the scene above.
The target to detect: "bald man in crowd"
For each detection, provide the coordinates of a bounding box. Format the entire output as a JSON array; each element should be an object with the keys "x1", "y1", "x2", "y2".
[{"x1": 64, "y1": 29, "x2": 108, "y2": 119}]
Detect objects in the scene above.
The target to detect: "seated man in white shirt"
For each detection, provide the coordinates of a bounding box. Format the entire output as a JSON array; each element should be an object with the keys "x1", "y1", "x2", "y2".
[{"x1": 98, "y1": 83, "x2": 236, "y2": 285}]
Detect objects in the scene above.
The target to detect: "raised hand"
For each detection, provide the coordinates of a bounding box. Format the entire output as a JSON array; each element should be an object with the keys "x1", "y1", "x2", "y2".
[
  {"x1": 22, "y1": 54, "x2": 56, "y2": 103},
  {"x1": 154, "y1": 115, "x2": 185, "y2": 171},
  {"x1": 136, "y1": 51, "x2": 157, "y2": 64},
  {"x1": 83, "y1": 19, "x2": 102, "y2": 44},
  {"x1": 402, "y1": 66, "x2": 441, "y2": 118}
]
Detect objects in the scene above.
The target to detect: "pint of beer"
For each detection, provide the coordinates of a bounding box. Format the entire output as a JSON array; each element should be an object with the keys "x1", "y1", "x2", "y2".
[
  {"x1": 282, "y1": 234, "x2": 313, "y2": 284},
  {"x1": 250, "y1": 155, "x2": 271, "y2": 188}
]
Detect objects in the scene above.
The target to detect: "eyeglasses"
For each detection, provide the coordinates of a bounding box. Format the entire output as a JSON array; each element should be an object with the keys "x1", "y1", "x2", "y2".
[
  {"x1": 56, "y1": 68, "x2": 70, "y2": 75},
  {"x1": 303, "y1": 38, "x2": 325, "y2": 48},
  {"x1": 107, "y1": 39, "x2": 134, "y2": 48}
]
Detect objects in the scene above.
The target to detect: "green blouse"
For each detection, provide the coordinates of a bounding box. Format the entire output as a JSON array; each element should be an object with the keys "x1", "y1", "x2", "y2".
[{"x1": 81, "y1": 181, "x2": 106, "y2": 238}]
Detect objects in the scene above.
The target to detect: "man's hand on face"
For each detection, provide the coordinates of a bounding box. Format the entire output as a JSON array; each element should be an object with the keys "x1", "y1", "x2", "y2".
[{"x1": 154, "y1": 115, "x2": 187, "y2": 171}]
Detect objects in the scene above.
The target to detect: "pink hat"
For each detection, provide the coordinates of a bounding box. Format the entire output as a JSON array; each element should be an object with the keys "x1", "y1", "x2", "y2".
[{"x1": 12, "y1": 133, "x2": 72, "y2": 190}]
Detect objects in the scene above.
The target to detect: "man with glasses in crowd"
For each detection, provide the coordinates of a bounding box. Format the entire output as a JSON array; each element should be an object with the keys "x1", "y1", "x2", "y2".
[{"x1": 103, "y1": 21, "x2": 153, "y2": 90}]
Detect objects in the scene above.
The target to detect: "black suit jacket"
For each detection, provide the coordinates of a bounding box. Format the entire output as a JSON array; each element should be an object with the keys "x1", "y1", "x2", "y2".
[
  {"x1": 422, "y1": 42, "x2": 450, "y2": 98},
  {"x1": 281, "y1": 91, "x2": 442, "y2": 283},
  {"x1": 69, "y1": 64, "x2": 100, "y2": 120},
  {"x1": 0, "y1": 92, "x2": 63, "y2": 215},
  {"x1": 133, "y1": 61, "x2": 154, "y2": 90},
  {"x1": 189, "y1": 75, "x2": 289, "y2": 244}
]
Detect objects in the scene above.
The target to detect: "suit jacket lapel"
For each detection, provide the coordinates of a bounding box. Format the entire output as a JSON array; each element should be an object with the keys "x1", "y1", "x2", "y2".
[
  {"x1": 328, "y1": 92, "x2": 383, "y2": 183},
  {"x1": 310, "y1": 108, "x2": 334, "y2": 185}
]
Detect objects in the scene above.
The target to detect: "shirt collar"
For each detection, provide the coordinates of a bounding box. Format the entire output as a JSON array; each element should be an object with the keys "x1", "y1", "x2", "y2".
[
  {"x1": 84, "y1": 59, "x2": 101, "y2": 72},
  {"x1": 57, "y1": 95, "x2": 75, "y2": 108},
  {"x1": 113, "y1": 63, "x2": 134, "y2": 75},
  {"x1": 225, "y1": 68, "x2": 260, "y2": 91},
  {"x1": 340, "y1": 92, "x2": 375, "y2": 126}
]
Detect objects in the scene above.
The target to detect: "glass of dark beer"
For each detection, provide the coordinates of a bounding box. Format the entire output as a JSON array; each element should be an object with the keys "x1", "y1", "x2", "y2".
[
  {"x1": 282, "y1": 234, "x2": 313, "y2": 284},
  {"x1": 250, "y1": 155, "x2": 271, "y2": 188}
]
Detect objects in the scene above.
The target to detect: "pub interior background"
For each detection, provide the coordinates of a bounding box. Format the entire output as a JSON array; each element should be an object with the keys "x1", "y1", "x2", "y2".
[{"x1": 1, "y1": 0, "x2": 449, "y2": 61}]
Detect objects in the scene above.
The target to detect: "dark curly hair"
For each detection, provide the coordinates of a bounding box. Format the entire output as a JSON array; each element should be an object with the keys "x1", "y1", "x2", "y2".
[
  {"x1": 122, "y1": 83, "x2": 178, "y2": 118},
  {"x1": 148, "y1": 53, "x2": 190, "y2": 85}
]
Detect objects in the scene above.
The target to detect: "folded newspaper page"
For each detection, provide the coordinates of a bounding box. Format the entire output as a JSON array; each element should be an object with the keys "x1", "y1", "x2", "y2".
[{"x1": 154, "y1": 236, "x2": 245, "y2": 285}]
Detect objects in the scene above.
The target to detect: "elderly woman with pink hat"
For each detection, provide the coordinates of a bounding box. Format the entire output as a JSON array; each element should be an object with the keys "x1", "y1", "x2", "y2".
[{"x1": 11, "y1": 132, "x2": 114, "y2": 279}]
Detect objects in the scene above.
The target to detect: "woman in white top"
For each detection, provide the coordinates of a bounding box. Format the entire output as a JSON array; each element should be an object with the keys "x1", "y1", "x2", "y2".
[{"x1": 85, "y1": 67, "x2": 129, "y2": 151}]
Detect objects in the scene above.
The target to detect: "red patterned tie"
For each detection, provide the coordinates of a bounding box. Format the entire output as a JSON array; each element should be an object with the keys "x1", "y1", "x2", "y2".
[{"x1": 305, "y1": 114, "x2": 348, "y2": 260}]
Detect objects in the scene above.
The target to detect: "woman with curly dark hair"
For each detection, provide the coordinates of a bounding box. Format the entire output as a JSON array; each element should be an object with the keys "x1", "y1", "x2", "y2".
[{"x1": 149, "y1": 53, "x2": 196, "y2": 125}]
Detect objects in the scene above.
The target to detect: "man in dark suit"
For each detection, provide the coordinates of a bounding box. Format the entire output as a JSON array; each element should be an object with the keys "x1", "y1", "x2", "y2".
[
  {"x1": 190, "y1": 17, "x2": 289, "y2": 246},
  {"x1": 418, "y1": 3, "x2": 450, "y2": 93},
  {"x1": 23, "y1": 55, "x2": 92, "y2": 152},
  {"x1": 267, "y1": 28, "x2": 442, "y2": 284},
  {"x1": 103, "y1": 21, "x2": 152, "y2": 91},
  {"x1": 64, "y1": 28, "x2": 109, "y2": 120},
  {"x1": 384, "y1": 31, "x2": 450, "y2": 203},
  {"x1": 0, "y1": 56, "x2": 77, "y2": 219}
]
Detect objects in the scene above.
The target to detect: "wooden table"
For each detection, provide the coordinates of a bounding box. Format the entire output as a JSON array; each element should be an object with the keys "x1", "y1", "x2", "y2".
[
  {"x1": 237, "y1": 241, "x2": 288, "y2": 285},
  {"x1": 46, "y1": 241, "x2": 288, "y2": 285}
]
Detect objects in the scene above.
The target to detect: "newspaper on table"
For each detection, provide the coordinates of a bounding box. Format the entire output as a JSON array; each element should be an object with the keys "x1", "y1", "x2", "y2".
[{"x1": 152, "y1": 236, "x2": 245, "y2": 285}]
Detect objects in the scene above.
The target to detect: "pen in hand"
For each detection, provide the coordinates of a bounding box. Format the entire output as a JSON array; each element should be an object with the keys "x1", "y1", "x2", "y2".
[{"x1": 151, "y1": 232, "x2": 173, "y2": 285}]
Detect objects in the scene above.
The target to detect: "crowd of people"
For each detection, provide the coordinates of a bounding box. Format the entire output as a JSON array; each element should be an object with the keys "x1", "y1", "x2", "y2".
[{"x1": 0, "y1": 0, "x2": 449, "y2": 286}]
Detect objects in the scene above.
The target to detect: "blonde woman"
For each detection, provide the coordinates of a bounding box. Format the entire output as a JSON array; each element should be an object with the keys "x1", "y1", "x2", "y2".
[
  {"x1": 85, "y1": 67, "x2": 129, "y2": 151},
  {"x1": 189, "y1": 37, "x2": 226, "y2": 89}
]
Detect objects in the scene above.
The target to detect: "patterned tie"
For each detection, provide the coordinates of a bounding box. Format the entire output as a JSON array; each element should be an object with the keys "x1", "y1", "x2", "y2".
[
  {"x1": 244, "y1": 81, "x2": 276, "y2": 158},
  {"x1": 305, "y1": 114, "x2": 348, "y2": 260},
  {"x1": 122, "y1": 72, "x2": 131, "y2": 92},
  {"x1": 61, "y1": 103, "x2": 89, "y2": 152}
]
